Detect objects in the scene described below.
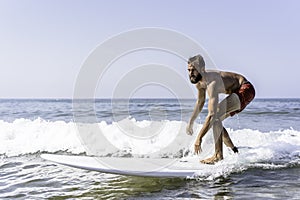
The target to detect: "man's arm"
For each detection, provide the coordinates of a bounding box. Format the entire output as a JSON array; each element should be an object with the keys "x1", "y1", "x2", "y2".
[
  {"x1": 186, "y1": 88, "x2": 206, "y2": 135},
  {"x1": 194, "y1": 82, "x2": 219, "y2": 154}
]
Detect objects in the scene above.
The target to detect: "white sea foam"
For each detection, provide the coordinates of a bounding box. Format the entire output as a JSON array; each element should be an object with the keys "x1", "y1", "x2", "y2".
[
  {"x1": 0, "y1": 118, "x2": 84, "y2": 156},
  {"x1": 1, "y1": 118, "x2": 299, "y2": 177}
]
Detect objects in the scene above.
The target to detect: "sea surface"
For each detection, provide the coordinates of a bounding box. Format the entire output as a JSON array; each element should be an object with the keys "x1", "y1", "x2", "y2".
[{"x1": 0, "y1": 98, "x2": 300, "y2": 199}]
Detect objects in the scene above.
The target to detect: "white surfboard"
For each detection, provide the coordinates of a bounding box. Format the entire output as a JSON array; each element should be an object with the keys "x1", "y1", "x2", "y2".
[{"x1": 41, "y1": 154, "x2": 202, "y2": 178}]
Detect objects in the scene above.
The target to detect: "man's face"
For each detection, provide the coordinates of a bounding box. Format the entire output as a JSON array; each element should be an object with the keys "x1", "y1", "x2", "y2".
[{"x1": 188, "y1": 64, "x2": 202, "y2": 84}]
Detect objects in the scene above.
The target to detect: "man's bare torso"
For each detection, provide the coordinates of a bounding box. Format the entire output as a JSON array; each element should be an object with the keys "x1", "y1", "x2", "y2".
[{"x1": 196, "y1": 70, "x2": 248, "y2": 95}]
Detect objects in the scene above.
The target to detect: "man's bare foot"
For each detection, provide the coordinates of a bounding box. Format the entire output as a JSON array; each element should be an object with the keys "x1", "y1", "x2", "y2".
[{"x1": 200, "y1": 155, "x2": 223, "y2": 164}]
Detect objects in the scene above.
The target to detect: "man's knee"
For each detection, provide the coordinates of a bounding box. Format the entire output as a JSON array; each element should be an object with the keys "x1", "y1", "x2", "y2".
[{"x1": 228, "y1": 93, "x2": 241, "y2": 109}]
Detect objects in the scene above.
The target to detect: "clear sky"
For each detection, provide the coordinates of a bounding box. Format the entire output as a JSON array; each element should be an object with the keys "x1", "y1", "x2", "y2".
[{"x1": 0, "y1": 0, "x2": 299, "y2": 98}]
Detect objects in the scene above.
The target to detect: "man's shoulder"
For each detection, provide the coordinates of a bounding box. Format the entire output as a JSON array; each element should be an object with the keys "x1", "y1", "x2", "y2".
[{"x1": 196, "y1": 80, "x2": 207, "y2": 90}]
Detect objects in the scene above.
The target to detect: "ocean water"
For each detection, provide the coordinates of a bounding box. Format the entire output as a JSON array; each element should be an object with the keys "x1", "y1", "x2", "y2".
[{"x1": 0, "y1": 98, "x2": 300, "y2": 199}]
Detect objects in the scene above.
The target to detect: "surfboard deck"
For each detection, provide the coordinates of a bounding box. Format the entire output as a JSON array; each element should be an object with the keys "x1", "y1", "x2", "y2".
[{"x1": 41, "y1": 154, "x2": 202, "y2": 178}]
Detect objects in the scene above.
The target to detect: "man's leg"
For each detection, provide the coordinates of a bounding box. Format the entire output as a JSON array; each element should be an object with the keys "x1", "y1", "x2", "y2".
[
  {"x1": 217, "y1": 93, "x2": 241, "y2": 121},
  {"x1": 201, "y1": 119, "x2": 224, "y2": 164},
  {"x1": 222, "y1": 127, "x2": 234, "y2": 148},
  {"x1": 201, "y1": 94, "x2": 241, "y2": 164},
  {"x1": 222, "y1": 127, "x2": 238, "y2": 153},
  {"x1": 218, "y1": 93, "x2": 240, "y2": 152}
]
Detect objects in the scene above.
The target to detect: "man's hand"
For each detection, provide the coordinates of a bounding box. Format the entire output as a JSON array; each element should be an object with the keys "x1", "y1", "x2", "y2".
[
  {"x1": 194, "y1": 138, "x2": 202, "y2": 154},
  {"x1": 186, "y1": 123, "x2": 194, "y2": 135}
]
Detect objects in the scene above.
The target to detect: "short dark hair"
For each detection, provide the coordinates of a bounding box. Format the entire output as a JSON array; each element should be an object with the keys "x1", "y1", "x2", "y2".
[{"x1": 188, "y1": 54, "x2": 205, "y2": 69}]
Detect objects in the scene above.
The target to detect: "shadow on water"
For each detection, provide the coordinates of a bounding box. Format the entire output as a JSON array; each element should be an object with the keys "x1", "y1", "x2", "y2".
[
  {"x1": 49, "y1": 174, "x2": 236, "y2": 200},
  {"x1": 50, "y1": 176, "x2": 189, "y2": 200}
]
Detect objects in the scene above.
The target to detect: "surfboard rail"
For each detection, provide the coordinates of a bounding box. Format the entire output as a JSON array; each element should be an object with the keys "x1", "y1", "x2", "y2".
[{"x1": 41, "y1": 154, "x2": 200, "y2": 178}]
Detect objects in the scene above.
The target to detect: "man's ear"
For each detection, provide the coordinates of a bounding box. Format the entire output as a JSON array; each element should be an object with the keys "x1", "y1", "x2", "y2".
[
  {"x1": 196, "y1": 66, "x2": 205, "y2": 74},
  {"x1": 200, "y1": 67, "x2": 205, "y2": 74}
]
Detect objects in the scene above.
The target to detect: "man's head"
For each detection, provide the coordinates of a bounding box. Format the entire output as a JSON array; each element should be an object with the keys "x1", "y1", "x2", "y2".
[{"x1": 187, "y1": 54, "x2": 205, "y2": 84}]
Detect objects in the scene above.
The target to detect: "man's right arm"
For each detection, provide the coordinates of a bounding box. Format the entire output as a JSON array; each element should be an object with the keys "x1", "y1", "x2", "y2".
[{"x1": 186, "y1": 88, "x2": 206, "y2": 135}]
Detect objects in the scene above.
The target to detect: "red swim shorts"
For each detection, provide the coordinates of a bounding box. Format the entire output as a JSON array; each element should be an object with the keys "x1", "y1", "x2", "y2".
[{"x1": 230, "y1": 82, "x2": 255, "y2": 116}]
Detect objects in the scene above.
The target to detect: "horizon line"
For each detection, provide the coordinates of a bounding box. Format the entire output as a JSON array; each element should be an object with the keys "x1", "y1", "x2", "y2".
[{"x1": 0, "y1": 97, "x2": 299, "y2": 100}]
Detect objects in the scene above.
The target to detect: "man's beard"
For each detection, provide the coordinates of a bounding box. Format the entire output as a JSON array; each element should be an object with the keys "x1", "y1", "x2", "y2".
[{"x1": 190, "y1": 74, "x2": 202, "y2": 84}]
